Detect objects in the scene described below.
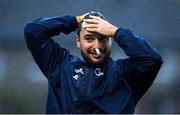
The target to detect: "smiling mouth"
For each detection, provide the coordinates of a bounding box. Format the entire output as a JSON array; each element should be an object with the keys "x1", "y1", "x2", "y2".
[{"x1": 89, "y1": 48, "x2": 105, "y2": 58}]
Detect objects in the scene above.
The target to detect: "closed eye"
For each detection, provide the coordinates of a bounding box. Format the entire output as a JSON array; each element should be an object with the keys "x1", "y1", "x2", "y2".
[
  {"x1": 84, "y1": 35, "x2": 95, "y2": 42},
  {"x1": 98, "y1": 36, "x2": 109, "y2": 42}
]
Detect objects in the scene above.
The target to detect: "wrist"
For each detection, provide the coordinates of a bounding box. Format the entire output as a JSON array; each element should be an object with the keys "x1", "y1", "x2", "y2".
[
  {"x1": 76, "y1": 16, "x2": 82, "y2": 24},
  {"x1": 110, "y1": 26, "x2": 118, "y2": 37}
]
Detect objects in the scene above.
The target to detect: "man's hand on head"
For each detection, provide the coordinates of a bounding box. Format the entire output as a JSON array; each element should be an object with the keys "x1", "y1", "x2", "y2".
[
  {"x1": 82, "y1": 15, "x2": 118, "y2": 37},
  {"x1": 76, "y1": 13, "x2": 90, "y2": 24}
]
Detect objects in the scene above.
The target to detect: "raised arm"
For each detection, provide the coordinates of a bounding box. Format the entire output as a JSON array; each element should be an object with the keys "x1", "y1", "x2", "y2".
[
  {"x1": 114, "y1": 28, "x2": 163, "y2": 102},
  {"x1": 82, "y1": 15, "x2": 163, "y2": 103},
  {"x1": 24, "y1": 15, "x2": 78, "y2": 77}
]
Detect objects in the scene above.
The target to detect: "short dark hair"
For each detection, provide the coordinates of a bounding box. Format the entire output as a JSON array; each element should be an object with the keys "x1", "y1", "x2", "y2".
[{"x1": 76, "y1": 11, "x2": 105, "y2": 37}]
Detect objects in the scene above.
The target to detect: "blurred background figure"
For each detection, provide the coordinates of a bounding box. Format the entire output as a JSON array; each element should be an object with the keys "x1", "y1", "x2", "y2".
[{"x1": 0, "y1": 0, "x2": 180, "y2": 113}]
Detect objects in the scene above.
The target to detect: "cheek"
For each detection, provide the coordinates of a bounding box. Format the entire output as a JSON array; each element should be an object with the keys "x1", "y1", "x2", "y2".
[{"x1": 80, "y1": 42, "x2": 90, "y2": 52}]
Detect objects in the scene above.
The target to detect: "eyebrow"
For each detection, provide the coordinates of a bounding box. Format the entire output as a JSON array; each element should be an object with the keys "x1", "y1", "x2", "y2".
[
  {"x1": 84, "y1": 34, "x2": 94, "y2": 37},
  {"x1": 84, "y1": 34, "x2": 109, "y2": 40}
]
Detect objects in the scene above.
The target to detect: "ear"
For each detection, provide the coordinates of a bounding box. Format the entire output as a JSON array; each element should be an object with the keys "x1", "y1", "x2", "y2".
[{"x1": 76, "y1": 36, "x2": 80, "y2": 48}]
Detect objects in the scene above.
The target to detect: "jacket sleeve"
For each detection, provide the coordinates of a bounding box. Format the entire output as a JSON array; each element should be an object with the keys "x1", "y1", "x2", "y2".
[
  {"x1": 24, "y1": 15, "x2": 78, "y2": 78},
  {"x1": 114, "y1": 28, "x2": 163, "y2": 102}
]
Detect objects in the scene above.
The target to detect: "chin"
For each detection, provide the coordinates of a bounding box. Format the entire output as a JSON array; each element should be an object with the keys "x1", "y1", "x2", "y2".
[
  {"x1": 84, "y1": 58, "x2": 108, "y2": 67},
  {"x1": 81, "y1": 50, "x2": 111, "y2": 67},
  {"x1": 87, "y1": 61, "x2": 103, "y2": 67}
]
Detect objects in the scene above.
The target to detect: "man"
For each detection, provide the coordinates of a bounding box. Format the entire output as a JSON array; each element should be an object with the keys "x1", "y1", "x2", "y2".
[{"x1": 24, "y1": 12, "x2": 163, "y2": 113}]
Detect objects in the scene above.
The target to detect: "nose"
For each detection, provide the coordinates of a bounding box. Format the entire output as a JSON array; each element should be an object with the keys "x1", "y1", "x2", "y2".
[{"x1": 93, "y1": 38, "x2": 102, "y2": 48}]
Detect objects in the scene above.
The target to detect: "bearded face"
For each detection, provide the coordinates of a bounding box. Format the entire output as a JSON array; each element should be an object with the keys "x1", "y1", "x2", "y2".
[{"x1": 76, "y1": 27, "x2": 112, "y2": 66}]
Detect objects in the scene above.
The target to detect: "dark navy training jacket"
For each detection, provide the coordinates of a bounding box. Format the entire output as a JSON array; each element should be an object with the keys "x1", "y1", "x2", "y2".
[{"x1": 24, "y1": 15, "x2": 163, "y2": 114}]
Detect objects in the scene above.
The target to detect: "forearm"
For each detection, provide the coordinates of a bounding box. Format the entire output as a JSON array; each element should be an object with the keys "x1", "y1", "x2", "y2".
[
  {"x1": 114, "y1": 28, "x2": 161, "y2": 58},
  {"x1": 24, "y1": 15, "x2": 78, "y2": 41},
  {"x1": 114, "y1": 28, "x2": 163, "y2": 101},
  {"x1": 24, "y1": 15, "x2": 78, "y2": 77}
]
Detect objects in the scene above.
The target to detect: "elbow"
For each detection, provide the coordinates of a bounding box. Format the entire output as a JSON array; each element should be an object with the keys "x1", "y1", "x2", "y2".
[
  {"x1": 24, "y1": 23, "x2": 37, "y2": 49},
  {"x1": 24, "y1": 23, "x2": 34, "y2": 36},
  {"x1": 24, "y1": 22, "x2": 41, "y2": 41},
  {"x1": 153, "y1": 53, "x2": 163, "y2": 68},
  {"x1": 24, "y1": 23, "x2": 33, "y2": 40}
]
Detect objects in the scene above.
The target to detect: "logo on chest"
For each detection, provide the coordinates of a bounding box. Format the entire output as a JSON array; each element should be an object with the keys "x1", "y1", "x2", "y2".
[
  {"x1": 94, "y1": 68, "x2": 104, "y2": 77},
  {"x1": 73, "y1": 67, "x2": 104, "y2": 80},
  {"x1": 73, "y1": 68, "x2": 84, "y2": 80}
]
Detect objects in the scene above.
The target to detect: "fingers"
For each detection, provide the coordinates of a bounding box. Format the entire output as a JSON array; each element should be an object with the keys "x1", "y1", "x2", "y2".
[
  {"x1": 89, "y1": 15, "x2": 101, "y2": 20},
  {"x1": 83, "y1": 19, "x2": 98, "y2": 24},
  {"x1": 86, "y1": 28, "x2": 98, "y2": 32},
  {"x1": 83, "y1": 15, "x2": 101, "y2": 24},
  {"x1": 82, "y1": 22, "x2": 98, "y2": 28},
  {"x1": 82, "y1": 22, "x2": 98, "y2": 32},
  {"x1": 82, "y1": 15, "x2": 103, "y2": 33}
]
